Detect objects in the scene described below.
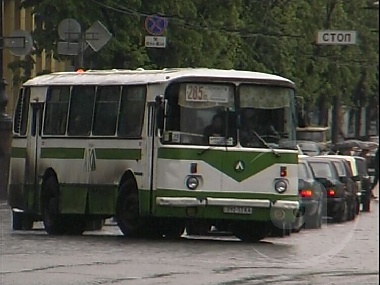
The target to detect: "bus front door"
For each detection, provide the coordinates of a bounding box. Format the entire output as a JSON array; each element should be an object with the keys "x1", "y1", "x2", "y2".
[{"x1": 24, "y1": 101, "x2": 43, "y2": 214}]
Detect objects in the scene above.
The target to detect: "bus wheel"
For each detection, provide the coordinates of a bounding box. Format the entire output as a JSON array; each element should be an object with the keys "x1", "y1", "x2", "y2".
[
  {"x1": 42, "y1": 176, "x2": 65, "y2": 235},
  {"x1": 116, "y1": 180, "x2": 145, "y2": 237},
  {"x1": 12, "y1": 212, "x2": 34, "y2": 230},
  {"x1": 232, "y1": 222, "x2": 267, "y2": 243},
  {"x1": 186, "y1": 220, "x2": 211, "y2": 236},
  {"x1": 160, "y1": 219, "x2": 185, "y2": 239}
]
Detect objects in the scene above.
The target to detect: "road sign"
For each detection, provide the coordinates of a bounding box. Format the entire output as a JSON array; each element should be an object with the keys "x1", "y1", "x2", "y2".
[
  {"x1": 145, "y1": 15, "x2": 168, "y2": 36},
  {"x1": 316, "y1": 30, "x2": 357, "y2": 45},
  {"x1": 85, "y1": 21, "x2": 112, "y2": 52},
  {"x1": 58, "y1": 18, "x2": 81, "y2": 41},
  {"x1": 57, "y1": 41, "x2": 80, "y2": 55},
  {"x1": 145, "y1": 36, "x2": 166, "y2": 48},
  {"x1": 4, "y1": 30, "x2": 33, "y2": 56}
]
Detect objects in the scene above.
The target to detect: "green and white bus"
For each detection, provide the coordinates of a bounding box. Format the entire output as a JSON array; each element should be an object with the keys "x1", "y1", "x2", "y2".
[{"x1": 8, "y1": 68, "x2": 299, "y2": 241}]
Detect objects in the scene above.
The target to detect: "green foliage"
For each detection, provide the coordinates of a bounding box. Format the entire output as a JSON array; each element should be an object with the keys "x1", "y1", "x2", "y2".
[{"x1": 13, "y1": 0, "x2": 378, "y2": 112}]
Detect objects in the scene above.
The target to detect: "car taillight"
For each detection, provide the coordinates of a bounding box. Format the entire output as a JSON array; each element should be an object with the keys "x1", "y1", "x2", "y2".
[
  {"x1": 327, "y1": 188, "x2": 335, "y2": 197},
  {"x1": 299, "y1": 189, "x2": 313, "y2": 198}
]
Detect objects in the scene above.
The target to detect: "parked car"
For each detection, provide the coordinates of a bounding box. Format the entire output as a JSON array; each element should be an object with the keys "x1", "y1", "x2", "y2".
[
  {"x1": 294, "y1": 157, "x2": 325, "y2": 230},
  {"x1": 317, "y1": 155, "x2": 359, "y2": 221},
  {"x1": 353, "y1": 156, "x2": 372, "y2": 212},
  {"x1": 304, "y1": 157, "x2": 348, "y2": 223}
]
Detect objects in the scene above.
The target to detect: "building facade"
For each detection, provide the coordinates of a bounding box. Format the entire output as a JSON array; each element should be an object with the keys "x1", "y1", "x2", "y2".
[{"x1": 2, "y1": 0, "x2": 69, "y2": 115}]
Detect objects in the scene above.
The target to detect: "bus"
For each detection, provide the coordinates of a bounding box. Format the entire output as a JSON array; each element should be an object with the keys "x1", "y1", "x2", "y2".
[{"x1": 8, "y1": 68, "x2": 299, "y2": 241}]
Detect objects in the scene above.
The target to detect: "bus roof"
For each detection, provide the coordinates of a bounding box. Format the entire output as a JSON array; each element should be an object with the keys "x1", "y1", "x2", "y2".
[{"x1": 23, "y1": 68, "x2": 295, "y2": 87}]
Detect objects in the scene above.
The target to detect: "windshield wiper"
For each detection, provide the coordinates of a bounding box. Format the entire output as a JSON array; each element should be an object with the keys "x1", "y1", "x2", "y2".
[
  {"x1": 198, "y1": 137, "x2": 229, "y2": 155},
  {"x1": 198, "y1": 145, "x2": 215, "y2": 155},
  {"x1": 248, "y1": 129, "x2": 281, "y2": 157}
]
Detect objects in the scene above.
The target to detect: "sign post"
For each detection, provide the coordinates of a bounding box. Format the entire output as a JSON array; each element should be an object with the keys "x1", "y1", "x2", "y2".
[{"x1": 315, "y1": 30, "x2": 358, "y2": 144}]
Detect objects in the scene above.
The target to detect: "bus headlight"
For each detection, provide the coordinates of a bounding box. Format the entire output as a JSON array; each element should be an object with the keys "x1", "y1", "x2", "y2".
[
  {"x1": 186, "y1": 176, "x2": 199, "y2": 190},
  {"x1": 274, "y1": 179, "x2": 287, "y2": 193}
]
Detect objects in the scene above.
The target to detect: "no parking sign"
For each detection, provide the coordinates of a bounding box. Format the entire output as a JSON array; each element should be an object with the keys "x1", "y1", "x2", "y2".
[{"x1": 145, "y1": 15, "x2": 168, "y2": 36}]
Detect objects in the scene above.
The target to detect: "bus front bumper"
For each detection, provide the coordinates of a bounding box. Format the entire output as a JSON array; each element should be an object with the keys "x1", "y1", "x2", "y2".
[
  {"x1": 156, "y1": 196, "x2": 299, "y2": 209},
  {"x1": 155, "y1": 196, "x2": 299, "y2": 222}
]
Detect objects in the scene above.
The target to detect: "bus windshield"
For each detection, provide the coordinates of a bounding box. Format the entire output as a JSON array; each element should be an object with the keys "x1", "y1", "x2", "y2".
[
  {"x1": 163, "y1": 83, "x2": 237, "y2": 146},
  {"x1": 239, "y1": 85, "x2": 295, "y2": 147},
  {"x1": 162, "y1": 82, "x2": 296, "y2": 147}
]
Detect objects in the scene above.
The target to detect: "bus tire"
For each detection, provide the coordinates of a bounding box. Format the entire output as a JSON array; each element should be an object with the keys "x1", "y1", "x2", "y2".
[
  {"x1": 232, "y1": 222, "x2": 267, "y2": 243},
  {"x1": 41, "y1": 176, "x2": 66, "y2": 235},
  {"x1": 159, "y1": 219, "x2": 185, "y2": 239},
  {"x1": 12, "y1": 212, "x2": 34, "y2": 230},
  {"x1": 186, "y1": 220, "x2": 211, "y2": 236},
  {"x1": 116, "y1": 180, "x2": 146, "y2": 238}
]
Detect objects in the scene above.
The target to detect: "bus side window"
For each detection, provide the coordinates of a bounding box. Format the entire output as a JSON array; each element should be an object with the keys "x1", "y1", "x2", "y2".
[
  {"x1": 68, "y1": 86, "x2": 95, "y2": 136},
  {"x1": 92, "y1": 86, "x2": 120, "y2": 136},
  {"x1": 117, "y1": 85, "x2": 146, "y2": 138},
  {"x1": 43, "y1": 86, "x2": 70, "y2": 135}
]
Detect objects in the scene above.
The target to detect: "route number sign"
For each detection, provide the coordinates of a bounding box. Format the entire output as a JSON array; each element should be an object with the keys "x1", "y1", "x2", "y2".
[{"x1": 185, "y1": 84, "x2": 230, "y2": 103}]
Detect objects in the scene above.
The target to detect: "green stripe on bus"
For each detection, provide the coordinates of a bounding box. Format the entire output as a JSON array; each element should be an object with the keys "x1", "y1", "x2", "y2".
[
  {"x1": 11, "y1": 147, "x2": 27, "y2": 158},
  {"x1": 40, "y1": 147, "x2": 141, "y2": 160},
  {"x1": 158, "y1": 148, "x2": 298, "y2": 182},
  {"x1": 95, "y1": 148, "x2": 142, "y2": 160},
  {"x1": 41, "y1": 148, "x2": 84, "y2": 159}
]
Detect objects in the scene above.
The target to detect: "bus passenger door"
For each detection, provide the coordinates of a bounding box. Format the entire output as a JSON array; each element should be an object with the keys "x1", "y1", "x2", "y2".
[
  {"x1": 25, "y1": 101, "x2": 44, "y2": 212},
  {"x1": 145, "y1": 98, "x2": 162, "y2": 215}
]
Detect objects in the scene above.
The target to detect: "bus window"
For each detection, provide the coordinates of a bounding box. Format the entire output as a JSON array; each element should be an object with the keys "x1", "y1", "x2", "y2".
[
  {"x1": 118, "y1": 85, "x2": 146, "y2": 138},
  {"x1": 13, "y1": 87, "x2": 30, "y2": 136},
  {"x1": 44, "y1": 86, "x2": 70, "y2": 135},
  {"x1": 68, "y1": 86, "x2": 95, "y2": 136},
  {"x1": 92, "y1": 86, "x2": 121, "y2": 136}
]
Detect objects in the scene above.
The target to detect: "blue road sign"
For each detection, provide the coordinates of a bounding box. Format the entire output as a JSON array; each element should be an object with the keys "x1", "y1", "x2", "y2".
[{"x1": 145, "y1": 15, "x2": 168, "y2": 36}]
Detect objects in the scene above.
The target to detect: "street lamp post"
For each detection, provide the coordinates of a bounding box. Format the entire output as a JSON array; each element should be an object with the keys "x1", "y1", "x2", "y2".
[{"x1": 0, "y1": 0, "x2": 13, "y2": 200}]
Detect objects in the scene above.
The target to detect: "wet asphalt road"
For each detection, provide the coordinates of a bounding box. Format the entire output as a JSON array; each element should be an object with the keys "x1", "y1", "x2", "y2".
[{"x1": 0, "y1": 200, "x2": 379, "y2": 285}]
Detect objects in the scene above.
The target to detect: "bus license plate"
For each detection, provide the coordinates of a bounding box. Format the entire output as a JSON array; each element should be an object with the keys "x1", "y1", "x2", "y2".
[{"x1": 223, "y1": 206, "x2": 252, "y2": 215}]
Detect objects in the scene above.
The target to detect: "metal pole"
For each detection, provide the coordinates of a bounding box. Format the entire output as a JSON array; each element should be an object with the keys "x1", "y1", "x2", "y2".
[{"x1": 0, "y1": 0, "x2": 13, "y2": 200}]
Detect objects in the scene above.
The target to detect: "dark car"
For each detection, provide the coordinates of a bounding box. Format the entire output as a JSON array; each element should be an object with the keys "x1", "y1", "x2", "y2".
[
  {"x1": 296, "y1": 157, "x2": 325, "y2": 229},
  {"x1": 354, "y1": 156, "x2": 372, "y2": 212},
  {"x1": 304, "y1": 157, "x2": 348, "y2": 223},
  {"x1": 317, "y1": 156, "x2": 358, "y2": 221}
]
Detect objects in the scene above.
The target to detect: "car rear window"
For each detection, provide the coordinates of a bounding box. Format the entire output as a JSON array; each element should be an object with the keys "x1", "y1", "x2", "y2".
[
  {"x1": 355, "y1": 158, "x2": 368, "y2": 176},
  {"x1": 332, "y1": 161, "x2": 345, "y2": 177},
  {"x1": 309, "y1": 162, "x2": 333, "y2": 178},
  {"x1": 298, "y1": 163, "x2": 310, "y2": 179}
]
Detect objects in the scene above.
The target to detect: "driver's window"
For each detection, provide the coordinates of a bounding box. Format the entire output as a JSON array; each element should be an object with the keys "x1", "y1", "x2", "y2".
[{"x1": 163, "y1": 82, "x2": 236, "y2": 146}]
